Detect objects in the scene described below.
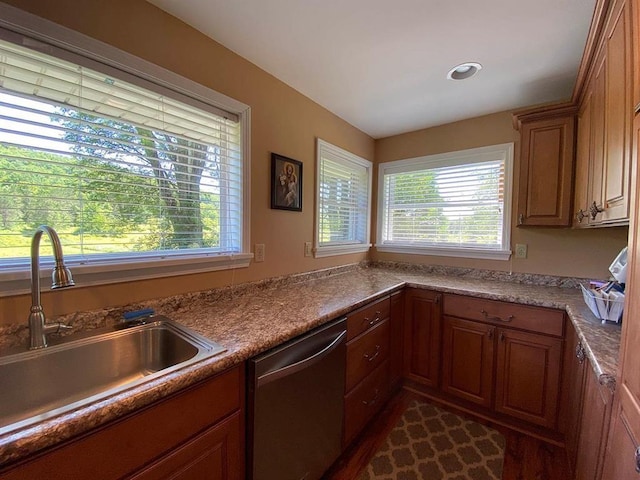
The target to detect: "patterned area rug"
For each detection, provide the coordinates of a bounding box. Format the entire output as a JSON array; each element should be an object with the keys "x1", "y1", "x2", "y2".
[{"x1": 358, "y1": 400, "x2": 505, "y2": 480}]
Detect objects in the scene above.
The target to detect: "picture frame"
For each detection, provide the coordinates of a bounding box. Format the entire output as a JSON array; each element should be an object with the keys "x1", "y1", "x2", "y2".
[{"x1": 271, "y1": 153, "x2": 302, "y2": 211}]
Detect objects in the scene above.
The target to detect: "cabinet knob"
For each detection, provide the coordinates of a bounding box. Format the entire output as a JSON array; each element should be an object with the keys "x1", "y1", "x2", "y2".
[
  {"x1": 499, "y1": 331, "x2": 505, "y2": 342},
  {"x1": 488, "y1": 327, "x2": 494, "y2": 339},
  {"x1": 589, "y1": 201, "x2": 604, "y2": 220},
  {"x1": 635, "y1": 446, "x2": 640, "y2": 473}
]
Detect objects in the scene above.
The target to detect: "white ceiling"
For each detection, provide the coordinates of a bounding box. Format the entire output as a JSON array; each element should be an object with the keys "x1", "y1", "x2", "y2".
[{"x1": 149, "y1": 0, "x2": 596, "y2": 139}]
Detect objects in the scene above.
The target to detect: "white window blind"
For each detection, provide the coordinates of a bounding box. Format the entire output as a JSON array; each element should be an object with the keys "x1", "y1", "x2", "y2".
[
  {"x1": 377, "y1": 144, "x2": 513, "y2": 260},
  {"x1": 0, "y1": 38, "x2": 243, "y2": 265},
  {"x1": 316, "y1": 139, "x2": 371, "y2": 257}
]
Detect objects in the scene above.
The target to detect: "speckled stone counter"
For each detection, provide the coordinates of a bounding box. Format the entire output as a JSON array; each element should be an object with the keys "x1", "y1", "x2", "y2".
[{"x1": 0, "y1": 264, "x2": 622, "y2": 469}]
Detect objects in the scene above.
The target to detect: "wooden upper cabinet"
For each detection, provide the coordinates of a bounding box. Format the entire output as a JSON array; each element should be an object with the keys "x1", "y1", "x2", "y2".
[
  {"x1": 577, "y1": 0, "x2": 632, "y2": 226},
  {"x1": 574, "y1": 91, "x2": 594, "y2": 226},
  {"x1": 632, "y1": 0, "x2": 640, "y2": 111},
  {"x1": 514, "y1": 111, "x2": 576, "y2": 227},
  {"x1": 601, "y1": 0, "x2": 632, "y2": 223}
]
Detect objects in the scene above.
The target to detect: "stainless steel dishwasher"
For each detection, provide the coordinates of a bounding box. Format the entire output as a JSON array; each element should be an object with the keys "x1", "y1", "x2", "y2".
[{"x1": 247, "y1": 317, "x2": 346, "y2": 480}]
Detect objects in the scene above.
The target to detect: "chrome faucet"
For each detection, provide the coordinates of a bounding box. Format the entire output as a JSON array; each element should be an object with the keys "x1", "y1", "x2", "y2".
[{"x1": 28, "y1": 225, "x2": 75, "y2": 349}]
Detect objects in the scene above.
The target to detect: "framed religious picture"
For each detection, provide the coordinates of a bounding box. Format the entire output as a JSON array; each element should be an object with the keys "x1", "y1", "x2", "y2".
[{"x1": 271, "y1": 153, "x2": 302, "y2": 211}]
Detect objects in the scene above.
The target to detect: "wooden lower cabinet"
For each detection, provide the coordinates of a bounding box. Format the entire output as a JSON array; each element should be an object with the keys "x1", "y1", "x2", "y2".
[
  {"x1": 495, "y1": 328, "x2": 562, "y2": 429},
  {"x1": 439, "y1": 294, "x2": 565, "y2": 433},
  {"x1": 0, "y1": 366, "x2": 244, "y2": 480},
  {"x1": 601, "y1": 395, "x2": 640, "y2": 480},
  {"x1": 343, "y1": 360, "x2": 390, "y2": 446},
  {"x1": 130, "y1": 412, "x2": 242, "y2": 480},
  {"x1": 441, "y1": 316, "x2": 494, "y2": 407},
  {"x1": 389, "y1": 290, "x2": 404, "y2": 390},
  {"x1": 574, "y1": 364, "x2": 613, "y2": 480},
  {"x1": 560, "y1": 321, "x2": 588, "y2": 473},
  {"x1": 343, "y1": 296, "x2": 392, "y2": 446},
  {"x1": 403, "y1": 288, "x2": 442, "y2": 388},
  {"x1": 440, "y1": 315, "x2": 563, "y2": 429}
]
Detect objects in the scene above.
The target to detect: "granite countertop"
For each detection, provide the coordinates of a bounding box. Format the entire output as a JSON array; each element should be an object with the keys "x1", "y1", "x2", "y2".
[{"x1": 0, "y1": 264, "x2": 622, "y2": 469}]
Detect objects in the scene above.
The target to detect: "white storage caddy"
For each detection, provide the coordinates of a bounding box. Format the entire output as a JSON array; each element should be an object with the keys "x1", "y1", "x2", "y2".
[{"x1": 581, "y1": 284, "x2": 624, "y2": 324}]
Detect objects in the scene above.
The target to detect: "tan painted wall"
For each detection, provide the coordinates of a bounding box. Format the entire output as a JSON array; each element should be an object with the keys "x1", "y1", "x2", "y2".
[
  {"x1": 0, "y1": 0, "x2": 374, "y2": 324},
  {"x1": 0, "y1": 2, "x2": 628, "y2": 327},
  {"x1": 373, "y1": 111, "x2": 629, "y2": 278}
]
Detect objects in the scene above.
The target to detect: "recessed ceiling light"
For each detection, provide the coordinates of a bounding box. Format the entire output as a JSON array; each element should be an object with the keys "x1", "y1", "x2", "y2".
[{"x1": 447, "y1": 62, "x2": 483, "y2": 80}]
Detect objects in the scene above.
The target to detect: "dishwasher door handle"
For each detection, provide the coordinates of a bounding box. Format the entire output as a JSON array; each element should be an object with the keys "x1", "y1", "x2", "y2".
[{"x1": 257, "y1": 330, "x2": 346, "y2": 387}]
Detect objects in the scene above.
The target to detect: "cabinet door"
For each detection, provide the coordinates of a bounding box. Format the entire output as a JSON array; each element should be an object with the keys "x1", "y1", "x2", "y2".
[
  {"x1": 403, "y1": 289, "x2": 442, "y2": 388},
  {"x1": 559, "y1": 322, "x2": 587, "y2": 471},
  {"x1": 389, "y1": 290, "x2": 404, "y2": 390},
  {"x1": 633, "y1": 0, "x2": 640, "y2": 109},
  {"x1": 441, "y1": 316, "x2": 494, "y2": 407},
  {"x1": 601, "y1": 397, "x2": 640, "y2": 480},
  {"x1": 517, "y1": 115, "x2": 576, "y2": 226},
  {"x1": 601, "y1": 113, "x2": 640, "y2": 479},
  {"x1": 574, "y1": 90, "x2": 593, "y2": 227},
  {"x1": 601, "y1": 0, "x2": 632, "y2": 223},
  {"x1": 130, "y1": 412, "x2": 243, "y2": 480},
  {"x1": 590, "y1": 52, "x2": 607, "y2": 222},
  {"x1": 494, "y1": 329, "x2": 562, "y2": 429},
  {"x1": 574, "y1": 366, "x2": 613, "y2": 480}
]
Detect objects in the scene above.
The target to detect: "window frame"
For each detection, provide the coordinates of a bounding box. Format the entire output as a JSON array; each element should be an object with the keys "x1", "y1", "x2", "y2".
[
  {"x1": 315, "y1": 138, "x2": 372, "y2": 258},
  {"x1": 0, "y1": 4, "x2": 252, "y2": 297},
  {"x1": 376, "y1": 143, "x2": 514, "y2": 261}
]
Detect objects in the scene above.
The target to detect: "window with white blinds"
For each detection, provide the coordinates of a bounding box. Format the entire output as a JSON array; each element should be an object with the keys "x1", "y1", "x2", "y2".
[
  {"x1": 0, "y1": 36, "x2": 245, "y2": 270},
  {"x1": 376, "y1": 143, "x2": 513, "y2": 260},
  {"x1": 315, "y1": 139, "x2": 372, "y2": 257}
]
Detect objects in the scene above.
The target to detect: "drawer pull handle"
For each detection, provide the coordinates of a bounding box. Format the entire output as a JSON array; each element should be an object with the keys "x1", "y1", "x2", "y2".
[
  {"x1": 575, "y1": 343, "x2": 586, "y2": 364},
  {"x1": 364, "y1": 345, "x2": 381, "y2": 362},
  {"x1": 481, "y1": 310, "x2": 514, "y2": 322},
  {"x1": 488, "y1": 327, "x2": 494, "y2": 339},
  {"x1": 363, "y1": 311, "x2": 382, "y2": 327},
  {"x1": 362, "y1": 388, "x2": 380, "y2": 407}
]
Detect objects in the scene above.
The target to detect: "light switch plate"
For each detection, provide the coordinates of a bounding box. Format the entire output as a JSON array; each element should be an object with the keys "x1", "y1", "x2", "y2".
[
  {"x1": 304, "y1": 242, "x2": 312, "y2": 257},
  {"x1": 255, "y1": 244, "x2": 265, "y2": 262}
]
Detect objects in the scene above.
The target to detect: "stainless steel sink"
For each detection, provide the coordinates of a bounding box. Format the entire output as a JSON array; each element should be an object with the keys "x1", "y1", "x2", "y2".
[{"x1": 0, "y1": 316, "x2": 225, "y2": 436}]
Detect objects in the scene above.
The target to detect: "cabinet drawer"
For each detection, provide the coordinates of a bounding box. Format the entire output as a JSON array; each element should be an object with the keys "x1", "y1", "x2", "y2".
[
  {"x1": 346, "y1": 296, "x2": 390, "y2": 340},
  {"x1": 443, "y1": 294, "x2": 564, "y2": 337},
  {"x1": 344, "y1": 360, "x2": 389, "y2": 446},
  {"x1": 346, "y1": 319, "x2": 389, "y2": 392}
]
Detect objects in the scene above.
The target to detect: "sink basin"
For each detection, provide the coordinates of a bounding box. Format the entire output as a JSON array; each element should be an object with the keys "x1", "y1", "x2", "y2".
[{"x1": 0, "y1": 316, "x2": 225, "y2": 436}]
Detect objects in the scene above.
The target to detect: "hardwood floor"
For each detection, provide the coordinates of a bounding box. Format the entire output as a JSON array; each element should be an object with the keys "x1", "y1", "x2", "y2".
[{"x1": 324, "y1": 389, "x2": 571, "y2": 480}]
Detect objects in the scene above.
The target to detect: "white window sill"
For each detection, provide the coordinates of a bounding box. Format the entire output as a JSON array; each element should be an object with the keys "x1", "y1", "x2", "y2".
[
  {"x1": 375, "y1": 244, "x2": 512, "y2": 261},
  {"x1": 0, "y1": 253, "x2": 253, "y2": 297},
  {"x1": 314, "y1": 244, "x2": 371, "y2": 258}
]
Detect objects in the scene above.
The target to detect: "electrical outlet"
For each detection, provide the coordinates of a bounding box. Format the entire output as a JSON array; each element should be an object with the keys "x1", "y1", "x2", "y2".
[
  {"x1": 304, "y1": 242, "x2": 312, "y2": 257},
  {"x1": 515, "y1": 244, "x2": 528, "y2": 259},
  {"x1": 255, "y1": 243, "x2": 265, "y2": 262}
]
